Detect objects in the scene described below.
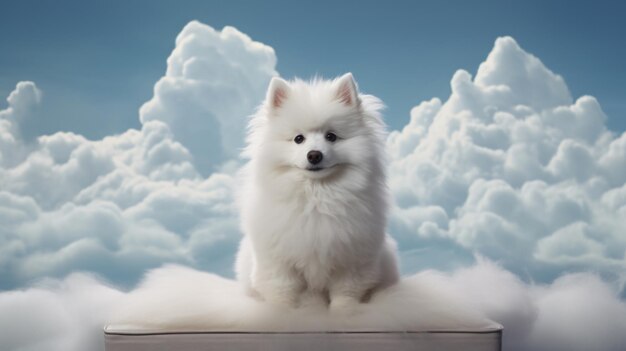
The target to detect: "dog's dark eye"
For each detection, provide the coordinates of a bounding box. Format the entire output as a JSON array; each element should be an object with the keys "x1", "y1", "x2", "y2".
[
  {"x1": 294, "y1": 134, "x2": 305, "y2": 144},
  {"x1": 325, "y1": 132, "x2": 337, "y2": 142}
]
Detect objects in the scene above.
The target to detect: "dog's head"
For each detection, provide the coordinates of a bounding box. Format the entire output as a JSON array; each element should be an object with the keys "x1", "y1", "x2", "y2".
[{"x1": 252, "y1": 73, "x2": 383, "y2": 181}]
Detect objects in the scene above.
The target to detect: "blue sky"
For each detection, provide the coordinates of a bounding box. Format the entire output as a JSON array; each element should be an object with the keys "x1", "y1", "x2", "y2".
[
  {"x1": 1, "y1": 2, "x2": 626, "y2": 350},
  {"x1": 1, "y1": 0, "x2": 625, "y2": 140}
]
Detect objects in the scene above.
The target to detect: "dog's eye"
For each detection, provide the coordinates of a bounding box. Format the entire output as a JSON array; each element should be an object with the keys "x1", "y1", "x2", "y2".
[
  {"x1": 294, "y1": 135, "x2": 305, "y2": 144},
  {"x1": 325, "y1": 132, "x2": 337, "y2": 142}
]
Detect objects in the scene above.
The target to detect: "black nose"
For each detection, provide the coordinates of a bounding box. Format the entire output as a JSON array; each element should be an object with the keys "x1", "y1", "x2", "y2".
[{"x1": 307, "y1": 150, "x2": 323, "y2": 165}]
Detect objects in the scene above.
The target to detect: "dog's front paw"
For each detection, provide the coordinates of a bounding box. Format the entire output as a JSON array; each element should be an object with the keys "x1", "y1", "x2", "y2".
[
  {"x1": 252, "y1": 274, "x2": 303, "y2": 309},
  {"x1": 297, "y1": 290, "x2": 329, "y2": 310},
  {"x1": 261, "y1": 291, "x2": 299, "y2": 308},
  {"x1": 329, "y1": 295, "x2": 361, "y2": 315}
]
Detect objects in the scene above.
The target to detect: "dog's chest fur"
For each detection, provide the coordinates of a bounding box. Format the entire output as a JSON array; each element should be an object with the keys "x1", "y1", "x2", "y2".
[{"x1": 255, "y1": 181, "x2": 383, "y2": 288}]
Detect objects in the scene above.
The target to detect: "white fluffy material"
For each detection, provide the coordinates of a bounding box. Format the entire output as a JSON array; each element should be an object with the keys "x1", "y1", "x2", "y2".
[{"x1": 110, "y1": 264, "x2": 496, "y2": 332}]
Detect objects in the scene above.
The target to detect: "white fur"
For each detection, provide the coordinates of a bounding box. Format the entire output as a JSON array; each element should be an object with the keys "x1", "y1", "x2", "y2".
[{"x1": 236, "y1": 73, "x2": 399, "y2": 310}]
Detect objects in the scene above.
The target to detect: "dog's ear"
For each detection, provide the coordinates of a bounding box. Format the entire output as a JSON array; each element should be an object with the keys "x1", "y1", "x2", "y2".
[
  {"x1": 335, "y1": 73, "x2": 360, "y2": 107},
  {"x1": 266, "y1": 76, "x2": 290, "y2": 111}
]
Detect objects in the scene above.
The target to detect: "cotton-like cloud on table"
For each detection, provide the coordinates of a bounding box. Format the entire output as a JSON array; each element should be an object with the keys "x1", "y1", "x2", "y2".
[
  {"x1": 2, "y1": 260, "x2": 625, "y2": 351},
  {"x1": 445, "y1": 258, "x2": 626, "y2": 351},
  {"x1": 388, "y1": 36, "x2": 626, "y2": 283}
]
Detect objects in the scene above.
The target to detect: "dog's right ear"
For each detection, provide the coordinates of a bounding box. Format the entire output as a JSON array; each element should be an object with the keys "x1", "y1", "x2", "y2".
[{"x1": 266, "y1": 76, "x2": 290, "y2": 111}]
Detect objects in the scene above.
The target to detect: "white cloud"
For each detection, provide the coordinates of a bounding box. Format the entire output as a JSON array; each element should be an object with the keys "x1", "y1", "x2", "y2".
[
  {"x1": 0, "y1": 23, "x2": 269, "y2": 289},
  {"x1": 0, "y1": 81, "x2": 41, "y2": 167},
  {"x1": 139, "y1": 21, "x2": 277, "y2": 174},
  {"x1": 388, "y1": 36, "x2": 626, "y2": 283},
  {"x1": 0, "y1": 22, "x2": 278, "y2": 288},
  {"x1": 473, "y1": 36, "x2": 572, "y2": 111},
  {"x1": 0, "y1": 85, "x2": 239, "y2": 289}
]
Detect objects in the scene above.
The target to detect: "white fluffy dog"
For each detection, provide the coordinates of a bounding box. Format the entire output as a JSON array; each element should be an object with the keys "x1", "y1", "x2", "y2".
[
  {"x1": 110, "y1": 74, "x2": 494, "y2": 333},
  {"x1": 235, "y1": 73, "x2": 400, "y2": 311}
]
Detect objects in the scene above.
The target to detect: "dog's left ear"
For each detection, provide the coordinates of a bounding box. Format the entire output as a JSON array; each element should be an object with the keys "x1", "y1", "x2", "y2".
[{"x1": 335, "y1": 73, "x2": 360, "y2": 107}]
